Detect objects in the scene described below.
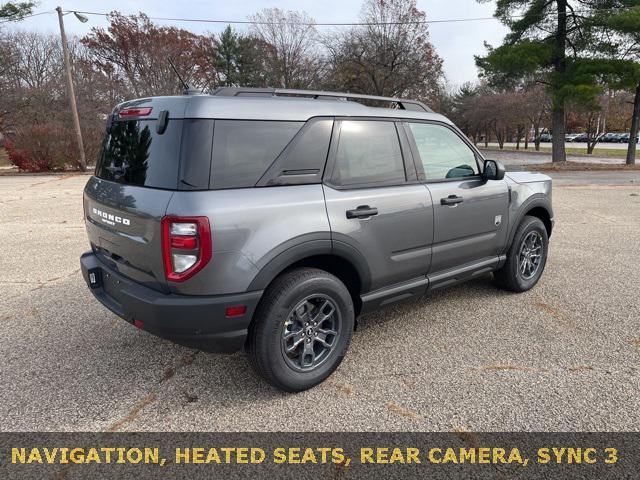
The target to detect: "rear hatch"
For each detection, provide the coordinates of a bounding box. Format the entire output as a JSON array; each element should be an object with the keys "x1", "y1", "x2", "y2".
[{"x1": 84, "y1": 97, "x2": 198, "y2": 292}]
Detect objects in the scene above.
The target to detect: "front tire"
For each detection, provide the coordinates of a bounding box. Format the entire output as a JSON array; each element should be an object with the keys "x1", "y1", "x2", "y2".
[
  {"x1": 494, "y1": 215, "x2": 549, "y2": 292},
  {"x1": 247, "y1": 268, "x2": 354, "y2": 392}
]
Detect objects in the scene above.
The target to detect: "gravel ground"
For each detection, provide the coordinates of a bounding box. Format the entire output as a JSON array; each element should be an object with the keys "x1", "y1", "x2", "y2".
[{"x1": 0, "y1": 173, "x2": 638, "y2": 432}]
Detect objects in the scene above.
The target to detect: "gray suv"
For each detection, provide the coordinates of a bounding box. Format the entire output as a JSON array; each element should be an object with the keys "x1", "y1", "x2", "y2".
[{"x1": 80, "y1": 87, "x2": 553, "y2": 391}]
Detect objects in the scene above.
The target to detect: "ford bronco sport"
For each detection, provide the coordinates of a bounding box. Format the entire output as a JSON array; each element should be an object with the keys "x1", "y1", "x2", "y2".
[{"x1": 81, "y1": 87, "x2": 553, "y2": 391}]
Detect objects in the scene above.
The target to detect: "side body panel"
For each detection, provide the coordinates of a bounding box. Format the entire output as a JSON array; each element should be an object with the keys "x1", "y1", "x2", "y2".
[{"x1": 165, "y1": 184, "x2": 330, "y2": 295}]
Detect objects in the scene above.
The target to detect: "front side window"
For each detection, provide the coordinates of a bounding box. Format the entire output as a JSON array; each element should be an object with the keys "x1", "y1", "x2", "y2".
[
  {"x1": 331, "y1": 120, "x2": 405, "y2": 187},
  {"x1": 408, "y1": 123, "x2": 479, "y2": 181}
]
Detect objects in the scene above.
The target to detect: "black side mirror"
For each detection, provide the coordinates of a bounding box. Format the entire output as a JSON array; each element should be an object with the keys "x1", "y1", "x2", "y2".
[{"x1": 483, "y1": 159, "x2": 505, "y2": 181}]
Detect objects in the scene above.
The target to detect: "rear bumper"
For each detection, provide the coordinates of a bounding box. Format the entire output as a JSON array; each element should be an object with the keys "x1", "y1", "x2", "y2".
[{"x1": 80, "y1": 251, "x2": 262, "y2": 353}]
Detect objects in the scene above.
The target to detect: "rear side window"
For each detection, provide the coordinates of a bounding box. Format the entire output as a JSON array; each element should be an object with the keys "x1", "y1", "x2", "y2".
[
  {"x1": 258, "y1": 118, "x2": 333, "y2": 186},
  {"x1": 179, "y1": 119, "x2": 214, "y2": 190},
  {"x1": 210, "y1": 120, "x2": 303, "y2": 189},
  {"x1": 331, "y1": 120, "x2": 405, "y2": 187},
  {"x1": 96, "y1": 120, "x2": 182, "y2": 189}
]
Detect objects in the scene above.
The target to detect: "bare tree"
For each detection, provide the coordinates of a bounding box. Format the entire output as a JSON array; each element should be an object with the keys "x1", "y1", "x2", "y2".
[
  {"x1": 569, "y1": 95, "x2": 606, "y2": 155},
  {"x1": 522, "y1": 85, "x2": 550, "y2": 151},
  {"x1": 0, "y1": 31, "x2": 65, "y2": 129},
  {"x1": 249, "y1": 8, "x2": 320, "y2": 88},
  {"x1": 324, "y1": 0, "x2": 444, "y2": 105},
  {"x1": 0, "y1": 31, "x2": 121, "y2": 168}
]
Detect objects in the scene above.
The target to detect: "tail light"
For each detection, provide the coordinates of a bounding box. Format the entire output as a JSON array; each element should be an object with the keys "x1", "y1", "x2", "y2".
[
  {"x1": 161, "y1": 216, "x2": 212, "y2": 282},
  {"x1": 119, "y1": 107, "x2": 152, "y2": 117}
]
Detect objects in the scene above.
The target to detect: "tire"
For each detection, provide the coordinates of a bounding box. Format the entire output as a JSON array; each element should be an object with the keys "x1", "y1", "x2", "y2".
[
  {"x1": 494, "y1": 215, "x2": 549, "y2": 292},
  {"x1": 247, "y1": 268, "x2": 354, "y2": 392}
]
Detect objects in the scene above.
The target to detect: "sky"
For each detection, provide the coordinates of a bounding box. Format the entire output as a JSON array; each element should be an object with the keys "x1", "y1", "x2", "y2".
[{"x1": 5, "y1": 0, "x2": 509, "y2": 88}]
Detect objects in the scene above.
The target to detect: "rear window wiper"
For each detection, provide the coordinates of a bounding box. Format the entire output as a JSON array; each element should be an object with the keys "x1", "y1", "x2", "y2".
[{"x1": 105, "y1": 165, "x2": 127, "y2": 177}]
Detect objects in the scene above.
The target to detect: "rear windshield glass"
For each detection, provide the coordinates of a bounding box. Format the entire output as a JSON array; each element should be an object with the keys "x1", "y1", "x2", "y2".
[
  {"x1": 95, "y1": 119, "x2": 182, "y2": 189},
  {"x1": 210, "y1": 120, "x2": 303, "y2": 189}
]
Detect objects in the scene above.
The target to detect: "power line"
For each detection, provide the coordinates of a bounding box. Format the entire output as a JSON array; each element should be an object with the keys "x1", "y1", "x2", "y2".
[
  {"x1": 65, "y1": 10, "x2": 501, "y2": 26},
  {"x1": 0, "y1": 10, "x2": 54, "y2": 24},
  {"x1": 5, "y1": 6, "x2": 634, "y2": 28}
]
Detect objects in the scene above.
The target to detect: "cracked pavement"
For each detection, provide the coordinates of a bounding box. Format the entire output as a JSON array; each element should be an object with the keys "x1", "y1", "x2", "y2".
[{"x1": 0, "y1": 172, "x2": 638, "y2": 431}]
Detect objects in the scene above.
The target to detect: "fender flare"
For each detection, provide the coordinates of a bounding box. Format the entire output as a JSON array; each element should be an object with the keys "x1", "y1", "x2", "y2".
[
  {"x1": 247, "y1": 236, "x2": 371, "y2": 293},
  {"x1": 507, "y1": 194, "x2": 553, "y2": 250}
]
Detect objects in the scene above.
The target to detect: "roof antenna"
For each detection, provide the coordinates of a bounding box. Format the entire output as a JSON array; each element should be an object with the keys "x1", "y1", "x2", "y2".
[{"x1": 168, "y1": 58, "x2": 191, "y2": 94}]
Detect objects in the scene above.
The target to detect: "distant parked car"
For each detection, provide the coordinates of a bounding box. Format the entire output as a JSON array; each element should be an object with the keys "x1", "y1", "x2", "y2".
[
  {"x1": 538, "y1": 133, "x2": 552, "y2": 142},
  {"x1": 599, "y1": 133, "x2": 618, "y2": 143},
  {"x1": 612, "y1": 133, "x2": 627, "y2": 143},
  {"x1": 565, "y1": 134, "x2": 579, "y2": 142},
  {"x1": 619, "y1": 133, "x2": 639, "y2": 143},
  {"x1": 572, "y1": 133, "x2": 589, "y2": 143}
]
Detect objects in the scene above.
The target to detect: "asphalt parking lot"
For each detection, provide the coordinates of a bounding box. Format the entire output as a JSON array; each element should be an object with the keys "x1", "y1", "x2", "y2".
[{"x1": 0, "y1": 172, "x2": 638, "y2": 432}]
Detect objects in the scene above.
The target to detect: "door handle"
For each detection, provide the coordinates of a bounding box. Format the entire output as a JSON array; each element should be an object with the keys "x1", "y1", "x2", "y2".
[
  {"x1": 441, "y1": 195, "x2": 463, "y2": 206},
  {"x1": 346, "y1": 205, "x2": 379, "y2": 219}
]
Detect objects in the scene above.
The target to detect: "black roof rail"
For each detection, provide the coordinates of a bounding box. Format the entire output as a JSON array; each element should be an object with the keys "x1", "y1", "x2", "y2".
[{"x1": 210, "y1": 87, "x2": 432, "y2": 113}]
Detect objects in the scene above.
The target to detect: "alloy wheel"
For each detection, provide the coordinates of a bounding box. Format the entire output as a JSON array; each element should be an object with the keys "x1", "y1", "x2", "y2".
[
  {"x1": 281, "y1": 295, "x2": 341, "y2": 371},
  {"x1": 518, "y1": 231, "x2": 543, "y2": 280}
]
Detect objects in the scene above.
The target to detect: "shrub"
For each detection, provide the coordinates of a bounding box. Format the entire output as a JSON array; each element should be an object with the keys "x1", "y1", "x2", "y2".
[
  {"x1": 6, "y1": 124, "x2": 76, "y2": 172},
  {"x1": 4, "y1": 140, "x2": 29, "y2": 169}
]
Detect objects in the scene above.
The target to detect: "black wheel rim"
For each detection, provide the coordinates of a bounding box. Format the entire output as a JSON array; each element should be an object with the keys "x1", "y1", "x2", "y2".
[
  {"x1": 518, "y1": 231, "x2": 543, "y2": 280},
  {"x1": 280, "y1": 295, "x2": 341, "y2": 372}
]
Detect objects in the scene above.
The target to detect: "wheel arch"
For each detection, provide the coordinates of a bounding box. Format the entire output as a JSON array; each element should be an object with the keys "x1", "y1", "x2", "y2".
[
  {"x1": 247, "y1": 241, "x2": 370, "y2": 316},
  {"x1": 525, "y1": 205, "x2": 553, "y2": 238},
  {"x1": 508, "y1": 195, "x2": 553, "y2": 249}
]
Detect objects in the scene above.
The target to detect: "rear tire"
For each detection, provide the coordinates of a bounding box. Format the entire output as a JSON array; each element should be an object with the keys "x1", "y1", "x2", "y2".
[
  {"x1": 247, "y1": 268, "x2": 354, "y2": 392},
  {"x1": 494, "y1": 215, "x2": 548, "y2": 292}
]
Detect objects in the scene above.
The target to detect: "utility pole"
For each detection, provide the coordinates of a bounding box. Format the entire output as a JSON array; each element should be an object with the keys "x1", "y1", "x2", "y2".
[{"x1": 56, "y1": 6, "x2": 86, "y2": 171}]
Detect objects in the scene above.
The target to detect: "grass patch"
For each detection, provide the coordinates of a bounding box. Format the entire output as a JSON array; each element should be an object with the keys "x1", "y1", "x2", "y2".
[
  {"x1": 478, "y1": 145, "x2": 631, "y2": 159},
  {"x1": 529, "y1": 162, "x2": 640, "y2": 171}
]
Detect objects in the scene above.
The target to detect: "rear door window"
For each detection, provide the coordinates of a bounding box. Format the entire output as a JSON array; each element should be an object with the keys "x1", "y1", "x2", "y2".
[
  {"x1": 210, "y1": 120, "x2": 303, "y2": 189},
  {"x1": 330, "y1": 120, "x2": 406, "y2": 187},
  {"x1": 96, "y1": 119, "x2": 182, "y2": 189}
]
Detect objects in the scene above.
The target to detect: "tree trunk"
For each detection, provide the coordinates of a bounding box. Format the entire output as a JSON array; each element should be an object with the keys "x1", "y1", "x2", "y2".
[
  {"x1": 586, "y1": 116, "x2": 595, "y2": 155},
  {"x1": 496, "y1": 128, "x2": 505, "y2": 149},
  {"x1": 626, "y1": 81, "x2": 640, "y2": 166},
  {"x1": 551, "y1": 104, "x2": 566, "y2": 162},
  {"x1": 551, "y1": 0, "x2": 568, "y2": 163},
  {"x1": 516, "y1": 125, "x2": 525, "y2": 150},
  {"x1": 534, "y1": 125, "x2": 541, "y2": 151}
]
